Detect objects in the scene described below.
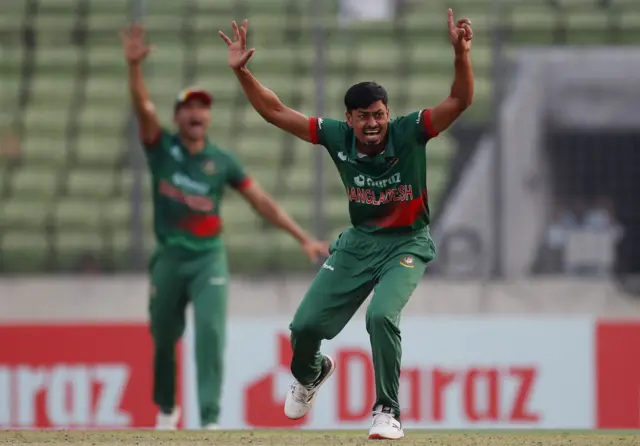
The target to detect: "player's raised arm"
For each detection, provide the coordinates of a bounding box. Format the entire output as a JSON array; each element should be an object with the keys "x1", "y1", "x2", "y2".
[
  {"x1": 429, "y1": 9, "x2": 474, "y2": 136},
  {"x1": 219, "y1": 20, "x2": 315, "y2": 144},
  {"x1": 120, "y1": 23, "x2": 162, "y2": 146}
]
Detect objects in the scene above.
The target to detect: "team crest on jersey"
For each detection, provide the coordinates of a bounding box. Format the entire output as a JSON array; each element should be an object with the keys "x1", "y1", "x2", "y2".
[
  {"x1": 400, "y1": 256, "x2": 415, "y2": 268},
  {"x1": 202, "y1": 160, "x2": 216, "y2": 175},
  {"x1": 337, "y1": 151, "x2": 356, "y2": 164}
]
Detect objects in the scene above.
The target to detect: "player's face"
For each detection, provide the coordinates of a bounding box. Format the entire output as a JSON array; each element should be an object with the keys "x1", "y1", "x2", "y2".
[
  {"x1": 174, "y1": 99, "x2": 211, "y2": 141},
  {"x1": 345, "y1": 101, "x2": 390, "y2": 146}
]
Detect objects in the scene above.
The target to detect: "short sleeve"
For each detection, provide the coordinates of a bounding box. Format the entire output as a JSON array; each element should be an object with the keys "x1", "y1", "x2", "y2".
[
  {"x1": 393, "y1": 109, "x2": 439, "y2": 145},
  {"x1": 309, "y1": 117, "x2": 348, "y2": 153},
  {"x1": 141, "y1": 128, "x2": 174, "y2": 170},
  {"x1": 225, "y1": 152, "x2": 252, "y2": 191},
  {"x1": 142, "y1": 128, "x2": 172, "y2": 152}
]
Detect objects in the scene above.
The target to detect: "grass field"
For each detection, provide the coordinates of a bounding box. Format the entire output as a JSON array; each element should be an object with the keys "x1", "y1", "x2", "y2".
[{"x1": 2, "y1": 430, "x2": 640, "y2": 446}]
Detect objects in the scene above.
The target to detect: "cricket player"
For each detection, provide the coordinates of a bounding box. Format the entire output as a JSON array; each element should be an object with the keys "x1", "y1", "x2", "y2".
[
  {"x1": 120, "y1": 24, "x2": 330, "y2": 430},
  {"x1": 220, "y1": 9, "x2": 473, "y2": 440}
]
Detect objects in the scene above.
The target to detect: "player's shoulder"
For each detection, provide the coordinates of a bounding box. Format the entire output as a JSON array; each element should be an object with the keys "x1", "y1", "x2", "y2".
[
  {"x1": 207, "y1": 142, "x2": 244, "y2": 166},
  {"x1": 315, "y1": 117, "x2": 350, "y2": 149},
  {"x1": 317, "y1": 116, "x2": 347, "y2": 126},
  {"x1": 390, "y1": 110, "x2": 424, "y2": 128}
]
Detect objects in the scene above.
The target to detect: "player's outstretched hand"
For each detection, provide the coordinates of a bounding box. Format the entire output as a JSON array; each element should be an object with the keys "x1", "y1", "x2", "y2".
[
  {"x1": 448, "y1": 9, "x2": 472, "y2": 54},
  {"x1": 300, "y1": 239, "x2": 331, "y2": 264},
  {"x1": 219, "y1": 20, "x2": 256, "y2": 69},
  {"x1": 120, "y1": 23, "x2": 154, "y2": 65}
]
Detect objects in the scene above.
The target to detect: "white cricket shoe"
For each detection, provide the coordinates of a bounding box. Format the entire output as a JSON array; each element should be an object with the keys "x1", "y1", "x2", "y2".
[
  {"x1": 284, "y1": 355, "x2": 336, "y2": 419},
  {"x1": 203, "y1": 423, "x2": 219, "y2": 430},
  {"x1": 368, "y1": 405, "x2": 404, "y2": 440},
  {"x1": 155, "y1": 406, "x2": 181, "y2": 430}
]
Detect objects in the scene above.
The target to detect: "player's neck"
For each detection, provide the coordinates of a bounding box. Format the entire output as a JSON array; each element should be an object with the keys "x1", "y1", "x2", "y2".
[
  {"x1": 180, "y1": 136, "x2": 206, "y2": 155},
  {"x1": 355, "y1": 138, "x2": 387, "y2": 157}
]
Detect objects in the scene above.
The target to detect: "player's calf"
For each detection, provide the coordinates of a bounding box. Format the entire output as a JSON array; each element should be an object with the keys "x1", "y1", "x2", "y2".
[
  {"x1": 368, "y1": 405, "x2": 404, "y2": 440},
  {"x1": 284, "y1": 355, "x2": 335, "y2": 419}
]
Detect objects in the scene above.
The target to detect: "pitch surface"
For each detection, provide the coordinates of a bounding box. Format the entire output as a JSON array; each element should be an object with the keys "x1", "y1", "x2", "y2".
[{"x1": 2, "y1": 430, "x2": 640, "y2": 445}]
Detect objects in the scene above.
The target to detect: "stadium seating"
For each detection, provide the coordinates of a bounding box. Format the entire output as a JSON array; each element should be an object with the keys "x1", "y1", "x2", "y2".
[{"x1": 0, "y1": 0, "x2": 638, "y2": 273}]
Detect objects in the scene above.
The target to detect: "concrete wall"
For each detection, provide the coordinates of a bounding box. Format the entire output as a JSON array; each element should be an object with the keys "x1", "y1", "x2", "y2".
[{"x1": 2, "y1": 276, "x2": 640, "y2": 322}]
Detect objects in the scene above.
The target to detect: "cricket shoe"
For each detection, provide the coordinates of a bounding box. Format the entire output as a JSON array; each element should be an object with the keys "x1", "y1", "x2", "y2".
[
  {"x1": 155, "y1": 406, "x2": 181, "y2": 430},
  {"x1": 203, "y1": 423, "x2": 219, "y2": 430},
  {"x1": 368, "y1": 405, "x2": 404, "y2": 440},
  {"x1": 284, "y1": 355, "x2": 336, "y2": 419}
]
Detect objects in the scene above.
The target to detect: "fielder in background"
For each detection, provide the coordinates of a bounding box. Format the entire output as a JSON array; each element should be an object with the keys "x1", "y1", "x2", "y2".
[
  {"x1": 220, "y1": 7, "x2": 473, "y2": 440},
  {"x1": 120, "y1": 23, "x2": 329, "y2": 430}
]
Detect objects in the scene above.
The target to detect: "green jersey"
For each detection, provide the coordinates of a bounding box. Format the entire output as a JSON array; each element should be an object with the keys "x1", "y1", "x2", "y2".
[
  {"x1": 143, "y1": 129, "x2": 251, "y2": 251},
  {"x1": 309, "y1": 109, "x2": 439, "y2": 235}
]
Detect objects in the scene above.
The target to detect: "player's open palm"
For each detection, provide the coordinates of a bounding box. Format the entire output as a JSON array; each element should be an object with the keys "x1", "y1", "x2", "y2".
[
  {"x1": 219, "y1": 20, "x2": 255, "y2": 69},
  {"x1": 448, "y1": 9, "x2": 473, "y2": 54},
  {"x1": 120, "y1": 23, "x2": 153, "y2": 65}
]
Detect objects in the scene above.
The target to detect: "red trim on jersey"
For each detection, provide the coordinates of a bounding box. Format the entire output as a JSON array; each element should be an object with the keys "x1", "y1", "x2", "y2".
[
  {"x1": 423, "y1": 109, "x2": 439, "y2": 138},
  {"x1": 177, "y1": 214, "x2": 222, "y2": 238},
  {"x1": 142, "y1": 128, "x2": 162, "y2": 147},
  {"x1": 372, "y1": 190, "x2": 429, "y2": 228},
  {"x1": 309, "y1": 117, "x2": 320, "y2": 144},
  {"x1": 235, "y1": 176, "x2": 253, "y2": 191}
]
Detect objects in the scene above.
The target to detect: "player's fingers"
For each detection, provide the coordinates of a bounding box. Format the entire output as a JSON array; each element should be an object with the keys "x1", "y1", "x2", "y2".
[
  {"x1": 240, "y1": 48, "x2": 255, "y2": 65},
  {"x1": 447, "y1": 8, "x2": 455, "y2": 30},
  {"x1": 131, "y1": 22, "x2": 143, "y2": 37},
  {"x1": 218, "y1": 31, "x2": 233, "y2": 46},
  {"x1": 457, "y1": 18, "x2": 471, "y2": 27},
  {"x1": 240, "y1": 19, "x2": 248, "y2": 50},
  {"x1": 232, "y1": 21, "x2": 240, "y2": 41},
  {"x1": 463, "y1": 24, "x2": 473, "y2": 40}
]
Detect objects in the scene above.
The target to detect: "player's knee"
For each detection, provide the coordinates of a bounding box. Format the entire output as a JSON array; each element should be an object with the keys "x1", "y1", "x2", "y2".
[
  {"x1": 365, "y1": 307, "x2": 396, "y2": 332},
  {"x1": 194, "y1": 318, "x2": 222, "y2": 344},
  {"x1": 289, "y1": 316, "x2": 323, "y2": 340}
]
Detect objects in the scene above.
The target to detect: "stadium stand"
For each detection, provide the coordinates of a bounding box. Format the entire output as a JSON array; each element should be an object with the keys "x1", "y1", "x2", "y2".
[{"x1": 0, "y1": 0, "x2": 638, "y2": 273}]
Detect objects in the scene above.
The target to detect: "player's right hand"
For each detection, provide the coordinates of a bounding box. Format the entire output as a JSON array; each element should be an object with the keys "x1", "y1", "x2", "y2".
[
  {"x1": 219, "y1": 20, "x2": 256, "y2": 70},
  {"x1": 120, "y1": 23, "x2": 154, "y2": 65}
]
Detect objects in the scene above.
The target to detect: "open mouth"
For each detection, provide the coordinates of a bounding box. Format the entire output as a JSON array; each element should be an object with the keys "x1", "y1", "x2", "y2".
[
  {"x1": 188, "y1": 118, "x2": 204, "y2": 131},
  {"x1": 363, "y1": 128, "x2": 381, "y2": 141}
]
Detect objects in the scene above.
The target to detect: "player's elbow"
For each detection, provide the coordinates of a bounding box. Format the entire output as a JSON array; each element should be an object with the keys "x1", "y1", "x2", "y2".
[{"x1": 450, "y1": 95, "x2": 472, "y2": 112}]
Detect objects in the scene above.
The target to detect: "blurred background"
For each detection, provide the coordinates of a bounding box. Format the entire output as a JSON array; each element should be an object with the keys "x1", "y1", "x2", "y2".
[
  {"x1": 1, "y1": 0, "x2": 640, "y2": 433},
  {"x1": 0, "y1": 0, "x2": 639, "y2": 285}
]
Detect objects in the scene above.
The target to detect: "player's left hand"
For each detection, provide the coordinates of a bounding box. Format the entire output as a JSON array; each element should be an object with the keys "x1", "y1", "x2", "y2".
[
  {"x1": 448, "y1": 8, "x2": 472, "y2": 54},
  {"x1": 219, "y1": 20, "x2": 256, "y2": 70},
  {"x1": 301, "y1": 239, "x2": 330, "y2": 264}
]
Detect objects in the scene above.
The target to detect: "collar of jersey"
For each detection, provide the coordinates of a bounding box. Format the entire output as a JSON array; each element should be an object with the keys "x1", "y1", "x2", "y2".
[
  {"x1": 349, "y1": 128, "x2": 396, "y2": 164},
  {"x1": 173, "y1": 134, "x2": 215, "y2": 157}
]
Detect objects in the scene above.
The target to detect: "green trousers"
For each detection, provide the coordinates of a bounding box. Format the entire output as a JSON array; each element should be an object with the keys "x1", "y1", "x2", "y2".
[
  {"x1": 289, "y1": 227, "x2": 435, "y2": 420},
  {"x1": 148, "y1": 241, "x2": 228, "y2": 426}
]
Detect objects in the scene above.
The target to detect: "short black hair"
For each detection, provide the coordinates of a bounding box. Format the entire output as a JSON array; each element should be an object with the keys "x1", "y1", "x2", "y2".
[{"x1": 344, "y1": 82, "x2": 388, "y2": 112}]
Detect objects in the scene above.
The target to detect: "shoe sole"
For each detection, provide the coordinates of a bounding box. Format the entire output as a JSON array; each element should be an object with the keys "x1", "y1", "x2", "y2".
[
  {"x1": 368, "y1": 433, "x2": 404, "y2": 440},
  {"x1": 285, "y1": 355, "x2": 336, "y2": 420}
]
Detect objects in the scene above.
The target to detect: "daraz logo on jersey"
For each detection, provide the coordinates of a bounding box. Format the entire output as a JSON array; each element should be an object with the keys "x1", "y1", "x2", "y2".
[
  {"x1": 354, "y1": 173, "x2": 401, "y2": 188},
  {"x1": 171, "y1": 173, "x2": 210, "y2": 194}
]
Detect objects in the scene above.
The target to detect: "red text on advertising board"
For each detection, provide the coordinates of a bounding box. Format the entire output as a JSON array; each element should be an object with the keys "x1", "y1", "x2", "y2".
[
  {"x1": 0, "y1": 364, "x2": 131, "y2": 428},
  {"x1": 0, "y1": 324, "x2": 162, "y2": 429},
  {"x1": 337, "y1": 349, "x2": 541, "y2": 424}
]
